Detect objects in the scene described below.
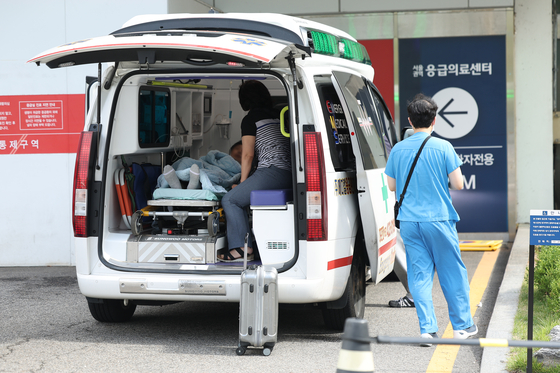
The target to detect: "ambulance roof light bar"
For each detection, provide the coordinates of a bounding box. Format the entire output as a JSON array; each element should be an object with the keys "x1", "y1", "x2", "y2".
[{"x1": 308, "y1": 30, "x2": 371, "y2": 65}]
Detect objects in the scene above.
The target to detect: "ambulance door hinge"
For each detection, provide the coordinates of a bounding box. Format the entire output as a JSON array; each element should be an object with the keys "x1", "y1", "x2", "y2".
[
  {"x1": 94, "y1": 63, "x2": 103, "y2": 170},
  {"x1": 286, "y1": 54, "x2": 303, "y2": 90},
  {"x1": 286, "y1": 52, "x2": 302, "y2": 171},
  {"x1": 257, "y1": 61, "x2": 271, "y2": 70},
  {"x1": 294, "y1": 44, "x2": 311, "y2": 60},
  {"x1": 285, "y1": 53, "x2": 301, "y2": 127}
]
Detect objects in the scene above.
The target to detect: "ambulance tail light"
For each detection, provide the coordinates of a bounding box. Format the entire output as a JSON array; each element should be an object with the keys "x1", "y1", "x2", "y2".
[
  {"x1": 73, "y1": 131, "x2": 94, "y2": 237},
  {"x1": 304, "y1": 132, "x2": 328, "y2": 241}
]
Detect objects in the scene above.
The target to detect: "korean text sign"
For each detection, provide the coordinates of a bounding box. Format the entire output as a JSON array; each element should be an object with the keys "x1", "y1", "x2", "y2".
[
  {"x1": 399, "y1": 36, "x2": 507, "y2": 232},
  {"x1": 530, "y1": 210, "x2": 560, "y2": 245},
  {"x1": 0, "y1": 94, "x2": 85, "y2": 154}
]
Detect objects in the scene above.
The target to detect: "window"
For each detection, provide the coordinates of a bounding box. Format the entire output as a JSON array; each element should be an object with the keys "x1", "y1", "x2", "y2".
[
  {"x1": 138, "y1": 87, "x2": 170, "y2": 148},
  {"x1": 314, "y1": 78, "x2": 355, "y2": 171},
  {"x1": 368, "y1": 81, "x2": 397, "y2": 153},
  {"x1": 332, "y1": 71, "x2": 387, "y2": 170}
]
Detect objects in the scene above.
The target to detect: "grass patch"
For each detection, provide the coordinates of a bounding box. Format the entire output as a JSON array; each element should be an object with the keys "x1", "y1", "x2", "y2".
[{"x1": 507, "y1": 247, "x2": 560, "y2": 372}]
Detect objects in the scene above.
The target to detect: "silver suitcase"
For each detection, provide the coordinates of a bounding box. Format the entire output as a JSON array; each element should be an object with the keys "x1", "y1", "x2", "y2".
[{"x1": 237, "y1": 265, "x2": 278, "y2": 356}]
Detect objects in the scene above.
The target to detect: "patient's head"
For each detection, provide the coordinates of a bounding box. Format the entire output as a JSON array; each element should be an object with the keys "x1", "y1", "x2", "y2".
[{"x1": 229, "y1": 141, "x2": 242, "y2": 163}]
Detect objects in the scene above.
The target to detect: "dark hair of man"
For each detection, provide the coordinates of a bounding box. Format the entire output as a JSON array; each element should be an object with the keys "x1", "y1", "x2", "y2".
[
  {"x1": 407, "y1": 93, "x2": 438, "y2": 128},
  {"x1": 238, "y1": 80, "x2": 273, "y2": 111}
]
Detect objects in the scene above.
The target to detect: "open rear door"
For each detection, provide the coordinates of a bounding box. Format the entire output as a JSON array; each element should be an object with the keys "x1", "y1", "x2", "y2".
[
  {"x1": 332, "y1": 71, "x2": 396, "y2": 284},
  {"x1": 28, "y1": 33, "x2": 308, "y2": 69}
]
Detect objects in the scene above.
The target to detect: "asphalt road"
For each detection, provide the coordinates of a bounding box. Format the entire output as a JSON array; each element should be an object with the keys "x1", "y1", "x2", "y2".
[{"x1": 0, "y1": 247, "x2": 509, "y2": 373}]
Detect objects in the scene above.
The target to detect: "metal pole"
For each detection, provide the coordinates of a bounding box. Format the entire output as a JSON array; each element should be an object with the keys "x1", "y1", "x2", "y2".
[
  {"x1": 376, "y1": 335, "x2": 560, "y2": 349},
  {"x1": 527, "y1": 244, "x2": 535, "y2": 373}
]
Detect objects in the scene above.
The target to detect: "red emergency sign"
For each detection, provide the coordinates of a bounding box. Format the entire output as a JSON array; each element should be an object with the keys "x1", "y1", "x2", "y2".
[{"x1": 0, "y1": 94, "x2": 84, "y2": 154}]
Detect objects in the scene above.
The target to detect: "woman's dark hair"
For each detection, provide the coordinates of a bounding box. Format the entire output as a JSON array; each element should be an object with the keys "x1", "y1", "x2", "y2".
[
  {"x1": 238, "y1": 80, "x2": 273, "y2": 111},
  {"x1": 407, "y1": 93, "x2": 438, "y2": 128}
]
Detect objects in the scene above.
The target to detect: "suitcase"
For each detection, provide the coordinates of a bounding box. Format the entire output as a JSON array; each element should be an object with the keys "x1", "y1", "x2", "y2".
[{"x1": 237, "y1": 265, "x2": 279, "y2": 356}]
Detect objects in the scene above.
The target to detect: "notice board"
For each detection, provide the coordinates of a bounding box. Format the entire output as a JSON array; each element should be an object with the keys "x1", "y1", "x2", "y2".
[{"x1": 0, "y1": 94, "x2": 85, "y2": 154}]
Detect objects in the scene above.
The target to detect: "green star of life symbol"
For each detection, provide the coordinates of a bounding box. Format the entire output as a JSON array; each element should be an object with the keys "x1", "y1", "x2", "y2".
[{"x1": 381, "y1": 174, "x2": 389, "y2": 213}]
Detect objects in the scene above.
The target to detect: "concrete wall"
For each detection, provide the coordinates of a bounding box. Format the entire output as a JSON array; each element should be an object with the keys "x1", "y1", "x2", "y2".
[
  {"x1": 514, "y1": 0, "x2": 554, "y2": 223},
  {"x1": 0, "y1": 1, "x2": 167, "y2": 265}
]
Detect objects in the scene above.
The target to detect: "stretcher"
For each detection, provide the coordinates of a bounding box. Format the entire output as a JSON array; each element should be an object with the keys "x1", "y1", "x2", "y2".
[
  {"x1": 130, "y1": 188, "x2": 223, "y2": 237},
  {"x1": 126, "y1": 188, "x2": 226, "y2": 265}
]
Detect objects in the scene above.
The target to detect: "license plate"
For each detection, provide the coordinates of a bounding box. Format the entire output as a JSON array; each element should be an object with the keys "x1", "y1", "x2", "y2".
[{"x1": 179, "y1": 280, "x2": 227, "y2": 295}]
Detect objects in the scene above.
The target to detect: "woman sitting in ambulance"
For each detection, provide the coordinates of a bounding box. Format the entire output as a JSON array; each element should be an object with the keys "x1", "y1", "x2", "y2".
[{"x1": 218, "y1": 80, "x2": 292, "y2": 262}]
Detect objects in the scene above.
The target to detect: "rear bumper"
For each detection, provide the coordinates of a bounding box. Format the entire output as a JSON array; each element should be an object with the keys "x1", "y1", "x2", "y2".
[
  {"x1": 76, "y1": 235, "x2": 353, "y2": 304},
  {"x1": 77, "y1": 268, "x2": 347, "y2": 304}
]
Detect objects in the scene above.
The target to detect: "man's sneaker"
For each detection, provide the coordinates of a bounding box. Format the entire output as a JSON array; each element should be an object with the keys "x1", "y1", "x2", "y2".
[
  {"x1": 420, "y1": 332, "x2": 438, "y2": 347},
  {"x1": 453, "y1": 325, "x2": 478, "y2": 339},
  {"x1": 388, "y1": 296, "x2": 415, "y2": 308}
]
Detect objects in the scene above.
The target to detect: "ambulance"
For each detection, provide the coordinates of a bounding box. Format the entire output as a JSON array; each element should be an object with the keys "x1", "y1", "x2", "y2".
[{"x1": 29, "y1": 13, "x2": 399, "y2": 330}]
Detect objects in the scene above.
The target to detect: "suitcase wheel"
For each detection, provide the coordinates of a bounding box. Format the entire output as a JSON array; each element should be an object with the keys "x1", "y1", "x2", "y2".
[
  {"x1": 236, "y1": 346, "x2": 246, "y2": 356},
  {"x1": 263, "y1": 347, "x2": 272, "y2": 356}
]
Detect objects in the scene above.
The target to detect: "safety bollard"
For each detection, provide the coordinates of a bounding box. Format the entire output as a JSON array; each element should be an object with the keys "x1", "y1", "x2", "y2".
[{"x1": 336, "y1": 318, "x2": 375, "y2": 373}]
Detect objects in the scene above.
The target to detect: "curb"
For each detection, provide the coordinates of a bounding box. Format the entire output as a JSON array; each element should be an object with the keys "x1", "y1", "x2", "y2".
[{"x1": 480, "y1": 224, "x2": 530, "y2": 373}]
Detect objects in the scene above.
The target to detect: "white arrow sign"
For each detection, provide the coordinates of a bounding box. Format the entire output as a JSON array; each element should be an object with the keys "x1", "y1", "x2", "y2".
[{"x1": 432, "y1": 87, "x2": 478, "y2": 139}]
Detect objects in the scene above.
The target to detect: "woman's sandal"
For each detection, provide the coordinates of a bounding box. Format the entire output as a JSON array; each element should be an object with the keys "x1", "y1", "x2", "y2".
[{"x1": 218, "y1": 247, "x2": 254, "y2": 262}]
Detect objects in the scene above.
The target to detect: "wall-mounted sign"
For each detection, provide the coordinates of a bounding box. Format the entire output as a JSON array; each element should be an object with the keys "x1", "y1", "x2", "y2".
[
  {"x1": 0, "y1": 94, "x2": 85, "y2": 154},
  {"x1": 399, "y1": 36, "x2": 507, "y2": 232}
]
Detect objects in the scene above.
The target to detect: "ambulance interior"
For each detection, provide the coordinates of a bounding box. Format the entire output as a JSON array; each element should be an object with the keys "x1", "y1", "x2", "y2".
[{"x1": 106, "y1": 73, "x2": 296, "y2": 267}]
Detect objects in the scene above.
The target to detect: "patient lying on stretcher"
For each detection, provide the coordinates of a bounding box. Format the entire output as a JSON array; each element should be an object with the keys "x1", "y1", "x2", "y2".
[
  {"x1": 156, "y1": 149, "x2": 241, "y2": 195},
  {"x1": 150, "y1": 148, "x2": 242, "y2": 235}
]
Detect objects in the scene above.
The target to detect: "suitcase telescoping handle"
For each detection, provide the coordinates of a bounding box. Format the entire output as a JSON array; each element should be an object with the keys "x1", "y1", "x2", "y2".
[{"x1": 243, "y1": 232, "x2": 249, "y2": 270}]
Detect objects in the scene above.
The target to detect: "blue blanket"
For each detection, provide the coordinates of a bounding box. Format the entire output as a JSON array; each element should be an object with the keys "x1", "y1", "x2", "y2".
[{"x1": 156, "y1": 150, "x2": 241, "y2": 194}]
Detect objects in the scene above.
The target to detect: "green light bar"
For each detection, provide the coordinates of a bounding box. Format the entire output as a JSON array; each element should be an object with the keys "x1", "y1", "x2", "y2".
[
  {"x1": 308, "y1": 30, "x2": 371, "y2": 65},
  {"x1": 309, "y1": 30, "x2": 338, "y2": 56},
  {"x1": 341, "y1": 39, "x2": 370, "y2": 64}
]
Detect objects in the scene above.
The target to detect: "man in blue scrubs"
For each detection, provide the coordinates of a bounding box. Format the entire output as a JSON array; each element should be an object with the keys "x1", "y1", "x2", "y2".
[{"x1": 385, "y1": 93, "x2": 477, "y2": 346}]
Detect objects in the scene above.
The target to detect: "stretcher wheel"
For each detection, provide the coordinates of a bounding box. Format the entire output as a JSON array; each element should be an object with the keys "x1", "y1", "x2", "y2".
[
  {"x1": 235, "y1": 346, "x2": 246, "y2": 356},
  {"x1": 131, "y1": 211, "x2": 143, "y2": 236},
  {"x1": 208, "y1": 212, "x2": 219, "y2": 237}
]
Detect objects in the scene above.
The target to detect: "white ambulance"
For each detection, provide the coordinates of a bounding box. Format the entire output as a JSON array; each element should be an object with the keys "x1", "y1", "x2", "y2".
[{"x1": 29, "y1": 13, "x2": 399, "y2": 330}]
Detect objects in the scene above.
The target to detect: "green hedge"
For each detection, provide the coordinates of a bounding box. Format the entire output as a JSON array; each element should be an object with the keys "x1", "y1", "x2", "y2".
[{"x1": 534, "y1": 245, "x2": 560, "y2": 312}]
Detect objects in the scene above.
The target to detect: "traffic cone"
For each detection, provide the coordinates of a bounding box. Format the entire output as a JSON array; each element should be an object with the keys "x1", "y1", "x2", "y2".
[{"x1": 336, "y1": 318, "x2": 374, "y2": 373}]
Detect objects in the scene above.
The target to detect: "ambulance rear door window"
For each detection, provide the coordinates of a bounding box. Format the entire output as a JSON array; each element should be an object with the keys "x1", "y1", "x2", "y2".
[
  {"x1": 332, "y1": 71, "x2": 387, "y2": 170},
  {"x1": 368, "y1": 81, "x2": 397, "y2": 151},
  {"x1": 315, "y1": 80, "x2": 355, "y2": 171}
]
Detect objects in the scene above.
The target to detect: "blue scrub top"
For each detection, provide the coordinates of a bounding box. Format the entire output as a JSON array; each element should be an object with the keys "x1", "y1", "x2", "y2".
[{"x1": 385, "y1": 132, "x2": 462, "y2": 222}]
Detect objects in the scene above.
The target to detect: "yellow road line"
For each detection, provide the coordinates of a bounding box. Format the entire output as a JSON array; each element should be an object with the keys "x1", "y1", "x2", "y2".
[{"x1": 426, "y1": 250, "x2": 500, "y2": 372}]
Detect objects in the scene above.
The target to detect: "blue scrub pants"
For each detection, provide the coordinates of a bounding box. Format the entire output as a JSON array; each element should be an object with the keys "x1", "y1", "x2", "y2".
[
  {"x1": 400, "y1": 220, "x2": 474, "y2": 334},
  {"x1": 222, "y1": 165, "x2": 292, "y2": 250}
]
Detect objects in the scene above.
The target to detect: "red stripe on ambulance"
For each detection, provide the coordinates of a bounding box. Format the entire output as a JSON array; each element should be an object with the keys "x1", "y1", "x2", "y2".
[
  {"x1": 327, "y1": 255, "x2": 353, "y2": 270},
  {"x1": 379, "y1": 237, "x2": 397, "y2": 255}
]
